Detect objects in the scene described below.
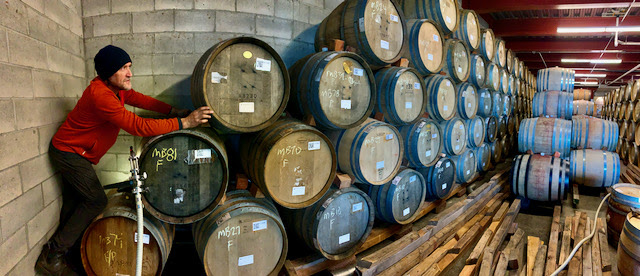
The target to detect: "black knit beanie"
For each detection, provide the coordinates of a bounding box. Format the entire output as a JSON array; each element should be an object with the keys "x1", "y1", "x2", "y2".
[{"x1": 94, "y1": 45, "x2": 132, "y2": 80}]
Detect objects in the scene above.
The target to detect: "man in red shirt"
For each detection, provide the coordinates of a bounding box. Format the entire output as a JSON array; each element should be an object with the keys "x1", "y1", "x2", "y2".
[{"x1": 35, "y1": 45, "x2": 213, "y2": 275}]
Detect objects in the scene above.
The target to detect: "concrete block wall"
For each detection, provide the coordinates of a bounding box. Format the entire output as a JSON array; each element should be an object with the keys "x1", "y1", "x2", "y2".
[
  {"x1": 0, "y1": 0, "x2": 85, "y2": 275},
  {"x1": 83, "y1": 0, "x2": 341, "y2": 185}
]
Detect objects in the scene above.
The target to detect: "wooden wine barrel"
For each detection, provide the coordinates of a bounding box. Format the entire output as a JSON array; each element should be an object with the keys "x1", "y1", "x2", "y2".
[
  {"x1": 416, "y1": 157, "x2": 455, "y2": 200},
  {"x1": 473, "y1": 143, "x2": 492, "y2": 172},
  {"x1": 493, "y1": 39, "x2": 506, "y2": 68},
  {"x1": 469, "y1": 54, "x2": 486, "y2": 88},
  {"x1": 399, "y1": 118, "x2": 443, "y2": 168},
  {"x1": 401, "y1": 0, "x2": 459, "y2": 34},
  {"x1": 627, "y1": 120, "x2": 636, "y2": 141},
  {"x1": 618, "y1": 212, "x2": 640, "y2": 275},
  {"x1": 279, "y1": 187, "x2": 374, "y2": 260},
  {"x1": 442, "y1": 39, "x2": 470, "y2": 83},
  {"x1": 439, "y1": 118, "x2": 467, "y2": 156},
  {"x1": 315, "y1": 0, "x2": 405, "y2": 68},
  {"x1": 449, "y1": 149, "x2": 477, "y2": 184},
  {"x1": 536, "y1": 67, "x2": 574, "y2": 93},
  {"x1": 620, "y1": 120, "x2": 629, "y2": 142},
  {"x1": 573, "y1": 88, "x2": 592, "y2": 101},
  {"x1": 507, "y1": 74, "x2": 516, "y2": 96},
  {"x1": 621, "y1": 139, "x2": 630, "y2": 161},
  {"x1": 498, "y1": 115, "x2": 508, "y2": 137},
  {"x1": 488, "y1": 140, "x2": 503, "y2": 163},
  {"x1": 453, "y1": 9, "x2": 480, "y2": 51},
  {"x1": 617, "y1": 137, "x2": 624, "y2": 155},
  {"x1": 484, "y1": 116, "x2": 498, "y2": 143},
  {"x1": 633, "y1": 101, "x2": 640, "y2": 122},
  {"x1": 506, "y1": 49, "x2": 514, "y2": 74},
  {"x1": 374, "y1": 67, "x2": 427, "y2": 125},
  {"x1": 616, "y1": 103, "x2": 624, "y2": 120},
  {"x1": 404, "y1": 19, "x2": 445, "y2": 76},
  {"x1": 479, "y1": 28, "x2": 495, "y2": 61},
  {"x1": 191, "y1": 37, "x2": 289, "y2": 133},
  {"x1": 627, "y1": 101, "x2": 635, "y2": 120},
  {"x1": 507, "y1": 115, "x2": 516, "y2": 134},
  {"x1": 511, "y1": 154, "x2": 570, "y2": 202},
  {"x1": 502, "y1": 94, "x2": 512, "y2": 116},
  {"x1": 573, "y1": 100, "x2": 595, "y2": 116},
  {"x1": 499, "y1": 68, "x2": 508, "y2": 94},
  {"x1": 635, "y1": 124, "x2": 640, "y2": 145},
  {"x1": 477, "y1": 88, "x2": 493, "y2": 117},
  {"x1": 456, "y1": 82, "x2": 478, "y2": 119},
  {"x1": 618, "y1": 86, "x2": 626, "y2": 103},
  {"x1": 632, "y1": 79, "x2": 640, "y2": 101},
  {"x1": 326, "y1": 118, "x2": 403, "y2": 185},
  {"x1": 513, "y1": 57, "x2": 520, "y2": 78},
  {"x1": 81, "y1": 192, "x2": 174, "y2": 276},
  {"x1": 240, "y1": 119, "x2": 336, "y2": 209},
  {"x1": 356, "y1": 168, "x2": 426, "y2": 224},
  {"x1": 491, "y1": 91, "x2": 504, "y2": 117},
  {"x1": 624, "y1": 82, "x2": 633, "y2": 101},
  {"x1": 139, "y1": 128, "x2": 228, "y2": 224},
  {"x1": 465, "y1": 117, "x2": 485, "y2": 148},
  {"x1": 192, "y1": 191, "x2": 287, "y2": 276},
  {"x1": 570, "y1": 149, "x2": 620, "y2": 188},
  {"x1": 486, "y1": 62, "x2": 500, "y2": 91},
  {"x1": 425, "y1": 74, "x2": 457, "y2": 121},
  {"x1": 607, "y1": 183, "x2": 640, "y2": 246},
  {"x1": 514, "y1": 78, "x2": 521, "y2": 97},
  {"x1": 518, "y1": 117, "x2": 572, "y2": 158},
  {"x1": 622, "y1": 102, "x2": 629, "y2": 120},
  {"x1": 288, "y1": 51, "x2": 375, "y2": 130},
  {"x1": 532, "y1": 91, "x2": 573, "y2": 120},
  {"x1": 571, "y1": 115, "x2": 619, "y2": 151},
  {"x1": 629, "y1": 142, "x2": 638, "y2": 165}
]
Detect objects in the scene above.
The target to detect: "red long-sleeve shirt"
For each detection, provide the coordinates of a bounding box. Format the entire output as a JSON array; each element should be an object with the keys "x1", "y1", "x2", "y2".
[{"x1": 52, "y1": 77, "x2": 180, "y2": 164}]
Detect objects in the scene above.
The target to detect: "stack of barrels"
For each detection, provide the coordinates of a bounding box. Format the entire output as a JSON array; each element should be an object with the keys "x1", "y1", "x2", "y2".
[
  {"x1": 603, "y1": 80, "x2": 640, "y2": 166},
  {"x1": 78, "y1": 1, "x2": 548, "y2": 274}
]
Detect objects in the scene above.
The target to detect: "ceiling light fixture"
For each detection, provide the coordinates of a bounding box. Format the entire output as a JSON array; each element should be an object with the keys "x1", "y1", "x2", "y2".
[
  {"x1": 561, "y1": 59, "x2": 622, "y2": 64},
  {"x1": 566, "y1": 68, "x2": 608, "y2": 71},
  {"x1": 575, "y1": 73, "x2": 607, "y2": 78},
  {"x1": 557, "y1": 26, "x2": 640, "y2": 33},
  {"x1": 576, "y1": 81, "x2": 599, "y2": 85},
  {"x1": 589, "y1": 50, "x2": 624, "y2": 53}
]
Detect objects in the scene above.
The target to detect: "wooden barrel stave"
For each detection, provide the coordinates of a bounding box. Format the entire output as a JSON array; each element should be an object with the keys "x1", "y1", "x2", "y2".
[
  {"x1": 511, "y1": 154, "x2": 570, "y2": 202},
  {"x1": 81, "y1": 192, "x2": 175, "y2": 276},
  {"x1": 138, "y1": 128, "x2": 228, "y2": 224},
  {"x1": 191, "y1": 37, "x2": 289, "y2": 133},
  {"x1": 399, "y1": 118, "x2": 443, "y2": 168}
]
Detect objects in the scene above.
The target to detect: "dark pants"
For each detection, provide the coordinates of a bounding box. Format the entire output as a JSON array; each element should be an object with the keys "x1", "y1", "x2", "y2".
[{"x1": 49, "y1": 143, "x2": 107, "y2": 251}]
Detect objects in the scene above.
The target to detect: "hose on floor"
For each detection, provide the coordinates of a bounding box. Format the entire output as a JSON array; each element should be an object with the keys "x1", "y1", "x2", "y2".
[{"x1": 551, "y1": 193, "x2": 610, "y2": 276}]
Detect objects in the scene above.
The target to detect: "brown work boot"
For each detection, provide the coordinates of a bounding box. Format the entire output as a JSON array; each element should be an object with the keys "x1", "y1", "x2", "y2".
[{"x1": 35, "y1": 241, "x2": 79, "y2": 276}]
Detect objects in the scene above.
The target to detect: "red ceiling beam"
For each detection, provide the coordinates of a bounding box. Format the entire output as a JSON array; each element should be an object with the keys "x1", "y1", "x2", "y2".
[
  {"x1": 523, "y1": 61, "x2": 640, "y2": 71},
  {"x1": 516, "y1": 52, "x2": 640, "y2": 62},
  {"x1": 492, "y1": 17, "x2": 640, "y2": 37},
  {"x1": 462, "y1": 0, "x2": 640, "y2": 14},
  {"x1": 504, "y1": 39, "x2": 640, "y2": 52}
]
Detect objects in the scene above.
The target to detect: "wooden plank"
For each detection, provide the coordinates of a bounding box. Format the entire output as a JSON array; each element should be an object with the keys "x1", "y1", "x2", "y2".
[
  {"x1": 527, "y1": 236, "x2": 542, "y2": 276},
  {"x1": 531, "y1": 245, "x2": 548, "y2": 276},
  {"x1": 493, "y1": 202, "x2": 510, "y2": 222},
  {"x1": 401, "y1": 238, "x2": 457, "y2": 276},
  {"x1": 591, "y1": 217, "x2": 603, "y2": 276},
  {"x1": 359, "y1": 182, "x2": 503, "y2": 276},
  {"x1": 504, "y1": 228, "x2": 525, "y2": 269},
  {"x1": 494, "y1": 252, "x2": 509, "y2": 276},
  {"x1": 583, "y1": 217, "x2": 593, "y2": 276},
  {"x1": 572, "y1": 183, "x2": 580, "y2": 207},
  {"x1": 596, "y1": 218, "x2": 611, "y2": 272},
  {"x1": 356, "y1": 224, "x2": 404, "y2": 254},
  {"x1": 455, "y1": 194, "x2": 507, "y2": 239},
  {"x1": 559, "y1": 216, "x2": 573, "y2": 267},
  {"x1": 431, "y1": 224, "x2": 486, "y2": 276},
  {"x1": 508, "y1": 223, "x2": 518, "y2": 236},
  {"x1": 467, "y1": 228, "x2": 495, "y2": 265},
  {"x1": 545, "y1": 205, "x2": 563, "y2": 275},
  {"x1": 572, "y1": 212, "x2": 581, "y2": 243},
  {"x1": 568, "y1": 212, "x2": 587, "y2": 276},
  {"x1": 451, "y1": 224, "x2": 484, "y2": 254},
  {"x1": 511, "y1": 237, "x2": 526, "y2": 275},
  {"x1": 284, "y1": 254, "x2": 355, "y2": 276},
  {"x1": 479, "y1": 199, "x2": 522, "y2": 276}
]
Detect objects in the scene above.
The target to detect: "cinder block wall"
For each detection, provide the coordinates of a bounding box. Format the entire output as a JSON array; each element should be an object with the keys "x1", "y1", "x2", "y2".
[
  {"x1": 0, "y1": 0, "x2": 85, "y2": 275},
  {"x1": 83, "y1": 0, "x2": 343, "y2": 185}
]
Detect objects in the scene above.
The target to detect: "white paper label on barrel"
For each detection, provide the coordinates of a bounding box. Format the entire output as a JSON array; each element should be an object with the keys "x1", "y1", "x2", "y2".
[
  {"x1": 477, "y1": 74, "x2": 482, "y2": 80},
  {"x1": 134, "y1": 233, "x2": 150, "y2": 244},
  {"x1": 476, "y1": 133, "x2": 479, "y2": 138},
  {"x1": 466, "y1": 170, "x2": 470, "y2": 175},
  {"x1": 390, "y1": 14, "x2": 399, "y2": 22},
  {"x1": 352, "y1": 202, "x2": 363, "y2": 212},
  {"x1": 253, "y1": 220, "x2": 268, "y2": 231},
  {"x1": 194, "y1": 149, "x2": 212, "y2": 159},
  {"x1": 391, "y1": 176, "x2": 402, "y2": 185},
  {"x1": 432, "y1": 133, "x2": 437, "y2": 138},
  {"x1": 308, "y1": 141, "x2": 321, "y2": 151},
  {"x1": 381, "y1": 40, "x2": 389, "y2": 50},
  {"x1": 455, "y1": 145, "x2": 460, "y2": 150},
  {"x1": 458, "y1": 67, "x2": 463, "y2": 73},
  {"x1": 468, "y1": 103, "x2": 472, "y2": 108},
  {"x1": 341, "y1": 100, "x2": 351, "y2": 109},
  {"x1": 459, "y1": 125, "x2": 464, "y2": 130},
  {"x1": 444, "y1": 105, "x2": 448, "y2": 111},
  {"x1": 414, "y1": 82, "x2": 420, "y2": 89},
  {"x1": 405, "y1": 102, "x2": 412, "y2": 109},
  {"x1": 359, "y1": 17, "x2": 365, "y2": 31},
  {"x1": 339, "y1": 233, "x2": 351, "y2": 244},
  {"x1": 292, "y1": 186, "x2": 306, "y2": 196},
  {"x1": 446, "y1": 16, "x2": 452, "y2": 23},
  {"x1": 255, "y1": 58, "x2": 271, "y2": 72},
  {"x1": 403, "y1": 207, "x2": 411, "y2": 216},
  {"x1": 446, "y1": 162, "x2": 450, "y2": 168},
  {"x1": 211, "y1": 72, "x2": 227, "y2": 83},
  {"x1": 428, "y1": 53, "x2": 434, "y2": 61},
  {"x1": 386, "y1": 134, "x2": 394, "y2": 140},
  {"x1": 426, "y1": 150, "x2": 431, "y2": 157},
  {"x1": 446, "y1": 81, "x2": 451, "y2": 87},
  {"x1": 470, "y1": 34, "x2": 474, "y2": 40},
  {"x1": 353, "y1": 68, "x2": 364, "y2": 76},
  {"x1": 410, "y1": 175, "x2": 417, "y2": 182},
  {"x1": 238, "y1": 255, "x2": 254, "y2": 266},
  {"x1": 376, "y1": 161, "x2": 385, "y2": 169},
  {"x1": 239, "y1": 102, "x2": 255, "y2": 113},
  {"x1": 442, "y1": 183, "x2": 447, "y2": 190},
  {"x1": 418, "y1": 121, "x2": 426, "y2": 129},
  {"x1": 433, "y1": 34, "x2": 439, "y2": 42}
]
